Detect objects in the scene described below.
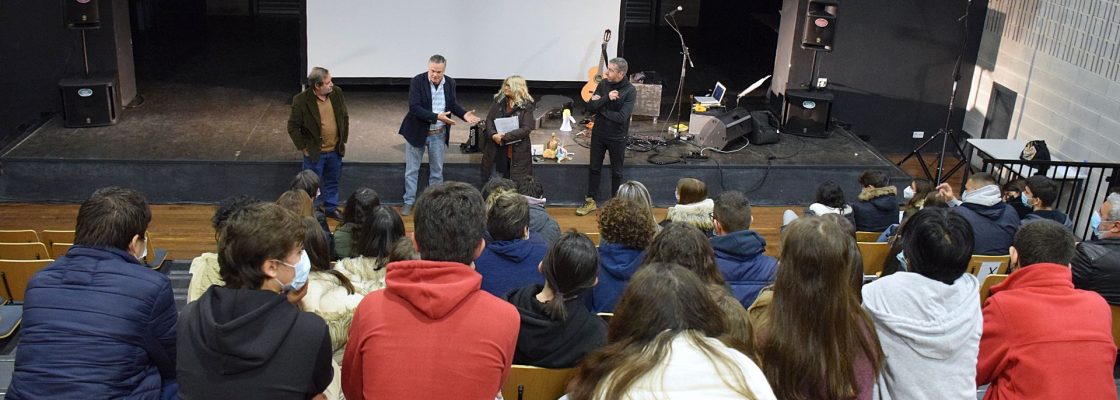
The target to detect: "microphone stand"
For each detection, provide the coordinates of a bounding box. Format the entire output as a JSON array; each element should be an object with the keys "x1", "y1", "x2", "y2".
[{"x1": 663, "y1": 12, "x2": 693, "y2": 137}]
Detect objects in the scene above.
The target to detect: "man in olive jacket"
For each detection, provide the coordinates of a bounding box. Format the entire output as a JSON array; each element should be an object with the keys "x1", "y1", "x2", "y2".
[{"x1": 288, "y1": 66, "x2": 348, "y2": 217}]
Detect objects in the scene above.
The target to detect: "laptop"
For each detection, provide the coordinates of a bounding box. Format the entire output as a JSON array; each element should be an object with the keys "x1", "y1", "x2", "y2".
[{"x1": 695, "y1": 82, "x2": 726, "y2": 106}]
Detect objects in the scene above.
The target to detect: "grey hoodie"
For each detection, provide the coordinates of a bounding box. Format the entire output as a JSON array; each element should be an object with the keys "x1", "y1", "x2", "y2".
[{"x1": 861, "y1": 272, "x2": 982, "y2": 400}]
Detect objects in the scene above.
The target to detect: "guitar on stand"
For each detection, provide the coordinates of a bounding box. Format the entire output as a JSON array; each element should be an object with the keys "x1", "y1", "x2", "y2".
[{"x1": 579, "y1": 29, "x2": 611, "y2": 136}]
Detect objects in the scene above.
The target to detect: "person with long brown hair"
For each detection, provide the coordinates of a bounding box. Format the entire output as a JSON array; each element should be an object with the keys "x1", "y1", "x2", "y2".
[
  {"x1": 568, "y1": 262, "x2": 775, "y2": 400},
  {"x1": 334, "y1": 205, "x2": 405, "y2": 294},
  {"x1": 662, "y1": 177, "x2": 715, "y2": 234},
  {"x1": 298, "y1": 217, "x2": 360, "y2": 400},
  {"x1": 748, "y1": 216, "x2": 882, "y2": 400}
]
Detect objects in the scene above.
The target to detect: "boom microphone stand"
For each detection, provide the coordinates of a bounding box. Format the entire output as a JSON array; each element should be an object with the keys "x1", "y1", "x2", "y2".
[
  {"x1": 896, "y1": 0, "x2": 974, "y2": 184},
  {"x1": 663, "y1": 7, "x2": 693, "y2": 137}
]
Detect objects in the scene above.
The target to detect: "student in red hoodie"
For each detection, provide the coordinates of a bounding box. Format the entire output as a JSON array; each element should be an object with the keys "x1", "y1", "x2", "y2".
[
  {"x1": 977, "y1": 219, "x2": 1117, "y2": 400},
  {"x1": 342, "y1": 182, "x2": 520, "y2": 400}
]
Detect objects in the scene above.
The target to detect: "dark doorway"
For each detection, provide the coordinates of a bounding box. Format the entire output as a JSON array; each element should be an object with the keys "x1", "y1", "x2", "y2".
[{"x1": 981, "y1": 83, "x2": 1016, "y2": 140}]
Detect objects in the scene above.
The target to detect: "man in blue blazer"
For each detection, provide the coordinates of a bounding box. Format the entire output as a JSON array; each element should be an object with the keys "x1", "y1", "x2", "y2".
[{"x1": 398, "y1": 54, "x2": 480, "y2": 215}]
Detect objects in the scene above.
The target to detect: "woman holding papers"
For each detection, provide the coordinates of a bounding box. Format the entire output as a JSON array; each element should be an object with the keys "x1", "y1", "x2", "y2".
[{"x1": 480, "y1": 75, "x2": 536, "y2": 184}]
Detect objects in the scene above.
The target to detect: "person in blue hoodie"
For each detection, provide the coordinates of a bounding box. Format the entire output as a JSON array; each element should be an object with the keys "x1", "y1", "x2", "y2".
[
  {"x1": 937, "y1": 172, "x2": 1021, "y2": 256},
  {"x1": 709, "y1": 191, "x2": 778, "y2": 308},
  {"x1": 1021, "y1": 175, "x2": 1074, "y2": 231},
  {"x1": 589, "y1": 198, "x2": 656, "y2": 312},
  {"x1": 851, "y1": 170, "x2": 900, "y2": 232},
  {"x1": 476, "y1": 191, "x2": 549, "y2": 297}
]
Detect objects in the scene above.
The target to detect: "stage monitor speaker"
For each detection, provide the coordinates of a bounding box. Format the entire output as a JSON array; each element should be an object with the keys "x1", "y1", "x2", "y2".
[
  {"x1": 65, "y1": 0, "x2": 101, "y2": 29},
  {"x1": 690, "y1": 108, "x2": 754, "y2": 150},
  {"x1": 801, "y1": 0, "x2": 838, "y2": 51},
  {"x1": 782, "y1": 89, "x2": 832, "y2": 137},
  {"x1": 60, "y1": 77, "x2": 119, "y2": 127}
]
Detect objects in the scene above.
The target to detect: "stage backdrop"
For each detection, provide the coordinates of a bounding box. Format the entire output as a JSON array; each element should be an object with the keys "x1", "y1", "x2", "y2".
[{"x1": 305, "y1": 0, "x2": 622, "y2": 81}]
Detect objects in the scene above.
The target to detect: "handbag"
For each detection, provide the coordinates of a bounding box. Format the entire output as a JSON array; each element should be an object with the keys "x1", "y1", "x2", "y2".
[
  {"x1": 460, "y1": 122, "x2": 481, "y2": 153},
  {"x1": 1019, "y1": 140, "x2": 1051, "y2": 176}
]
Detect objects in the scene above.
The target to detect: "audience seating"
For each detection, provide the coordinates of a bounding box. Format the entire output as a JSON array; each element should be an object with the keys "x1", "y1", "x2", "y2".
[
  {"x1": 0, "y1": 243, "x2": 52, "y2": 261},
  {"x1": 1110, "y1": 305, "x2": 1120, "y2": 349},
  {"x1": 144, "y1": 236, "x2": 169, "y2": 270},
  {"x1": 0, "y1": 230, "x2": 41, "y2": 244},
  {"x1": 857, "y1": 242, "x2": 890, "y2": 275},
  {"x1": 0, "y1": 272, "x2": 23, "y2": 340},
  {"x1": 0, "y1": 259, "x2": 53, "y2": 301},
  {"x1": 585, "y1": 232, "x2": 601, "y2": 246},
  {"x1": 855, "y1": 231, "x2": 882, "y2": 243},
  {"x1": 596, "y1": 312, "x2": 613, "y2": 323},
  {"x1": 979, "y1": 274, "x2": 1009, "y2": 304},
  {"x1": 500, "y1": 365, "x2": 576, "y2": 400},
  {"x1": 38, "y1": 230, "x2": 75, "y2": 248},
  {"x1": 966, "y1": 255, "x2": 1011, "y2": 276},
  {"x1": 50, "y1": 243, "x2": 72, "y2": 260}
]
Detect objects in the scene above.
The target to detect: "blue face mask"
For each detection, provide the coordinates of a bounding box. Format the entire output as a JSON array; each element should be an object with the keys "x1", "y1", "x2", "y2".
[
  {"x1": 1021, "y1": 193, "x2": 1031, "y2": 207},
  {"x1": 1091, "y1": 210, "x2": 1102, "y2": 238},
  {"x1": 896, "y1": 250, "x2": 909, "y2": 272},
  {"x1": 275, "y1": 250, "x2": 311, "y2": 292}
]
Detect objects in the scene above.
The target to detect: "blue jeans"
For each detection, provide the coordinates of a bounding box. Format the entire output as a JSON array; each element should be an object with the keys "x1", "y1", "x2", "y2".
[
  {"x1": 403, "y1": 132, "x2": 446, "y2": 205},
  {"x1": 302, "y1": 151, "x2": 342, "y2": 213}
]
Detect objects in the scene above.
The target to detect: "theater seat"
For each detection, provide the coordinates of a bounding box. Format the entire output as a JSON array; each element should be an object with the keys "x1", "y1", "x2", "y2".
[{"x1": 501, "y1": 365, "x2": 576, "y2": 400}]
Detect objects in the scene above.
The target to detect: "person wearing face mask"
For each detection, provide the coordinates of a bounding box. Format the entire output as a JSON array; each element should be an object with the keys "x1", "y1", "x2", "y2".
[
  {"x1": 8, "y1": 187, "x2": 178, "y2": 400},
  {"x1": 1000, "y1": 179, "x2": 1033, "y2": 219},
  {"x1": 937, "y1": 172, "x2": 1021, "y2": 255},
  {"x1": 177, "y1": 202, "x2": 333, "y2": 399},
  {"x1": 1020, "y1": 175, "x2": 1074, "y2": 231},
  {"x1": 1072, "y1": 191, "x2": 1120, "y2": 305},
  {"x1": 900, "y1": 178, "x2": 933, "y2": 221}
]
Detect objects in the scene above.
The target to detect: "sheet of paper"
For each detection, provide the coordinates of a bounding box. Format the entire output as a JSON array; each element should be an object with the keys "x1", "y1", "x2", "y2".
[
  {"x1": 976, "y1": 261, "x2": 1003, "y2": 281},
  {"x1": 494, "y1": 116, "x2": 520, "y2": 134}
]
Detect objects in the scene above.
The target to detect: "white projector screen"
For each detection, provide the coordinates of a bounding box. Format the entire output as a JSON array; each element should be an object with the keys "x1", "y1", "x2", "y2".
[{"x1": 306, "y1": 1, "x2": 623, "y2": 81}]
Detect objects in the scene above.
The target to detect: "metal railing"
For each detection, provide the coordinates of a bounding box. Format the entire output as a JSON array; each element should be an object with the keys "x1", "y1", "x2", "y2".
[{"x1": 970, "y1": 157, "x2": 1118, "y2": 240}]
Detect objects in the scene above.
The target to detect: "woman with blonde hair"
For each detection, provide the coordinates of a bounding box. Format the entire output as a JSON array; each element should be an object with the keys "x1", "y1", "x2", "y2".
[
  {"x1": 615, "y1": 180, "x2": 659, "y2": 232},
  {"x1": 480, "y1": 75, "x2": 535, "y2": 183},
  {"x1": 568, "y1": 262, "x2": 775, "y2": 399}
]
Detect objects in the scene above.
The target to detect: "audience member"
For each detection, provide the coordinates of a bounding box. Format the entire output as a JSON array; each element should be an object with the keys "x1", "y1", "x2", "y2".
[
  {"x1": 819, "y1": 213, "x2": 866, "y2": 296},
  {"x1": 807, "y1": 180, "x2": 854, "y2": 219},
  {"x1": 178, "y1": 202, "x2": 333, "y2": 398},
  {"x1": 476, "y1": 192, "x2": 548, "y2": 297},
  {"x1": 1001, "y1": 178, "x2": 1032, "y2": 219},
  {"x1": 292, "y1": 169, "x2": 335, "y2": 232},
  {"x1": 568, "y1": 263, "x2": 776, "y2": 400},
  {"x1": 8, "y1": 187, "x2": 178, "y2": 399},
  {"x1": 299, "y1": 217, "x2": 362, "y2": 400},
  {"x1": 1073, "y1": 192, "x2": 1120, "y2": 304},
  {"x1": 710, "y1": 191, "x2": 777, "y2": 308},
  {"x1": 615, "y1": 180, "x2": 660, "y2": 233},
  {"x1": 662, "y1": 177, "x2": 714, "y2": 234},
  {"x1": 276, "y1": 189, "x2": 314, "y2": 217},
  {"x1": 389, "y1": 236, "x2": 419, "y2": 262},
  {"x1": 333, "y1": 187, "x2": 380, "y2": 259},
  {"x1": 1021, "y1": 175, "x2": 1073, "y2": 230},
  {"x1": 481, "y1": 177, "x2": 516, "y2": 207},
  {"x1": 187, "y1": 195, "x2": 259, "y2": 302},
  {"x1": 938, "y1": 172, "x2": 1020, "y2": 255},
  {"x1": 748, "y1": 216, "x2": 881, "y2": 400},
  {"x1": 589, "y1": 198, "x2": 656, "y2": 313},
  {"x1": 516, "y1": 176, "x2": 562, "y2": 246},
  {"x1": 861, "y1": 208, "x2": 981, "y2": 400},
  {"x1": 504, "y1": 232, "x2": 606, "y2": 368},
  {"x1": 851, "y1": 170, "x2": 900, "y2": 232},
  {"x1": 901, "y1": 178, "x2": 933, "y2": 220},
  {"x1": 977, "y1": 220, "x2": 1117, "y2": 399},
  {"x1": 334, "y1": 205, "x2": 403, "y2": 294},
  {"x1": 342, "y1": 182, "x2": 519, "y2": 400}
]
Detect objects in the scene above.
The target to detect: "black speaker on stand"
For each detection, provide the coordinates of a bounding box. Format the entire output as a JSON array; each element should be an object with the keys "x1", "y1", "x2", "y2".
[
  {"x1": 65, "y1": 0, "x2": 101, "y2": 28},
  {"x1": 60, "y1": 0, "x2": 121, "y2": 127},
  {"x1": 778, "y1": 0, "x2": 838, "y2": 138}
]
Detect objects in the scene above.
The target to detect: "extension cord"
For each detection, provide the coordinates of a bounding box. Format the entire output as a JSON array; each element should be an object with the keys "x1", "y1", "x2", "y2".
[{"x1": 683, "y1": 151, "x2": 708, "y2": 160}]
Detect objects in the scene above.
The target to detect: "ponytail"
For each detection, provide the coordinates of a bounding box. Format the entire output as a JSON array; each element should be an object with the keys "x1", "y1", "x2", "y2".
[{"x1": 539, "y1": 231, "x2": 600, "y2": 321}]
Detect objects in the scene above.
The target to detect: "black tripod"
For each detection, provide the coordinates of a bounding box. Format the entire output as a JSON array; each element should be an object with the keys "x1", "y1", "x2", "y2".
[{"x1": 896, "y1": 1, "x2": 974, "y2": 185}]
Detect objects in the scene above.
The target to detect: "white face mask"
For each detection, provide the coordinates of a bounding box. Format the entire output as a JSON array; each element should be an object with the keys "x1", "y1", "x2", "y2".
[
  {"x1": 903, "y1": 186, "x2": 915, "y2": 200},
  {"x1": 134, "y1": 235, "x2": 148, "y2": 262},
  {"x1": 274, "y1": 250, "x2": 311, "y2": 292}
]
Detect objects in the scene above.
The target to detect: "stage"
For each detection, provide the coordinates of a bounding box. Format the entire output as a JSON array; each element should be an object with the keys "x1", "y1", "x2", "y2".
[{"x1": 0, "y1": 83, "x2": 909, "y2": 206}]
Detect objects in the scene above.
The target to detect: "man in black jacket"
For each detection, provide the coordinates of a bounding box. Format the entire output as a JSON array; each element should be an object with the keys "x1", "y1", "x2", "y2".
[
  {"x1": 577, "y1": 57, "x2": 636, "y2": 216},
  {"x1": 1073, "y1": 192, "x2": 1120, "y2": 305}
]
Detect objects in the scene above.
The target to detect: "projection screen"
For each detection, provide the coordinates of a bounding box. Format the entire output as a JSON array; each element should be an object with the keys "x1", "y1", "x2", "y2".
[{"x1": 306, "y1": 1, "x2": 623, "y2": 81}]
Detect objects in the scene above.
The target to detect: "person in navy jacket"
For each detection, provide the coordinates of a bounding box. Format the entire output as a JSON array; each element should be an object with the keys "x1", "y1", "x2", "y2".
[
  {"x1": 8, "y1": 187, "x2": 178, "y2": 399},
  {"x1": 709, "y1": 191, "x2": 777, "y2": 308},
  {"x1": 398, "y1": 54, "x2": 481, "y2": 216}
]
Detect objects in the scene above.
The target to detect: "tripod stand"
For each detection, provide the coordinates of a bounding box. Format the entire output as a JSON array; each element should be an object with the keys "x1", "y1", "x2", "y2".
[
  {"x1": 662, "y1": 11, "x2": 693, "y2": 136},
  {"x1": 895, "y1": 1, "x2": 974, "y2": 185}
]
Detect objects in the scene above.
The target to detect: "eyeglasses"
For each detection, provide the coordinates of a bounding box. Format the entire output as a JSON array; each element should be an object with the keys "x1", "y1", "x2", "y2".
[{"x1": 708, "y1": 212, "x2": 715, "y2": 220}]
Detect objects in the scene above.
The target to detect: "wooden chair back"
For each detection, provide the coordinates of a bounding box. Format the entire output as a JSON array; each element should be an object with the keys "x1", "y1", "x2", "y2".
[
  {"x1": 855, "y1": 231, "x2": 883, "y2": 243},
  {"x1": 967, "y1": 255, "x2": 1011, "y2": 277},
  {"x1": 501, "y1": 365, "x2": 577, "y2": 400},
  {"x1": 1110, "y1": 305, "x2": 1120, "y2": 349},
  {"x1": 0, "y1": 242, "x2": 51, "y2": 261},
  {"x1": 0, "y1": 230, "x2": 40, "y2": 244},
  {"x1": 39, "y1": 230, "x2": 76, "y2": 247},
  {"x1": 585, "y1": 232, "x2": 601, "y2": 246},
  {"x1": 0, "y1": 259, "x2": 53, "y2": 301},
  {"x1": 979, "y1": 274, "x2": 1009, "y2": 305},
  {"x1": 857, "y1": 242, "x2": 891, "y2": 276},
  {"x1": 50, "y1": 243, "x2": 73, "y2": 260}
]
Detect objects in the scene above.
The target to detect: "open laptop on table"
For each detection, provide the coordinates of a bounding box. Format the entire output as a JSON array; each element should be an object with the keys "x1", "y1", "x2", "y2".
[{"x1": 695, "y1": 81, "x2": 726, "y2": 106}]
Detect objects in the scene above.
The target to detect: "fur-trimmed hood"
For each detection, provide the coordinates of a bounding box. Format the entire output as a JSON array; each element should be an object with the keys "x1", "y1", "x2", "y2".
[
  {"x1": 666, "y1": 198, "x2": 715, "y2": 231},
  {"x1": 858, "y1": 186, "x2": 898, "y2": 202}
]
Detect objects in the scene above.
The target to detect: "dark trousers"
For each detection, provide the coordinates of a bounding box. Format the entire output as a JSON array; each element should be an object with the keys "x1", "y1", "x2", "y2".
[
  {"x1": 302, "y1": 151, "x2": 342, "y2": 213},
  {"x1": 586, "y1": 134, "x2": 626, "y2": 199}
]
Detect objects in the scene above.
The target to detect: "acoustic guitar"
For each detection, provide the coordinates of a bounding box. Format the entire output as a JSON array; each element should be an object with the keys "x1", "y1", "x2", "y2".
[{"x1": 581, "y1": 29, "x2": 612, "y2": 103}]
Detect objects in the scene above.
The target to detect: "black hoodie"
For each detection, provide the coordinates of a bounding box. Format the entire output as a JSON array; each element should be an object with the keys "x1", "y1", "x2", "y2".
[
  {"x1": 177, "y1": 287, "x2": 333, "y2": 400},
  {"x1": 504, "y1": 284, "x2": 607, "y2": 369}
]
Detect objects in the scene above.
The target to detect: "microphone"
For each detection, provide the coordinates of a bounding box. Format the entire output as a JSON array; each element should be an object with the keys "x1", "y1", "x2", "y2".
[{"x1": 666, "y1": 6, "x2": 683, "y2": 16}]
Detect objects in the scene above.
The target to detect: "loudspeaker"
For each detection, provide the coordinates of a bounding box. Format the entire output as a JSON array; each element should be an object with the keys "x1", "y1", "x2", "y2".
[
  {"x1": 801, "y1": 0, "x2": 838, "y2": 51},
  {"x1": 65, "y1": 0, "x2": 101, "y2": 29},
  {"x1": 690, "y1": 108, "x2": 754, "y2": 150},
  {"x1": 60, "y1": 77, "x2": 119, "y2": 127},
  {"x1": 747, "y1": 110, "x2": 781, "y2": 145},
  {"x1": 782, "y1": 89, "x2": 832, "y2": 137}
]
